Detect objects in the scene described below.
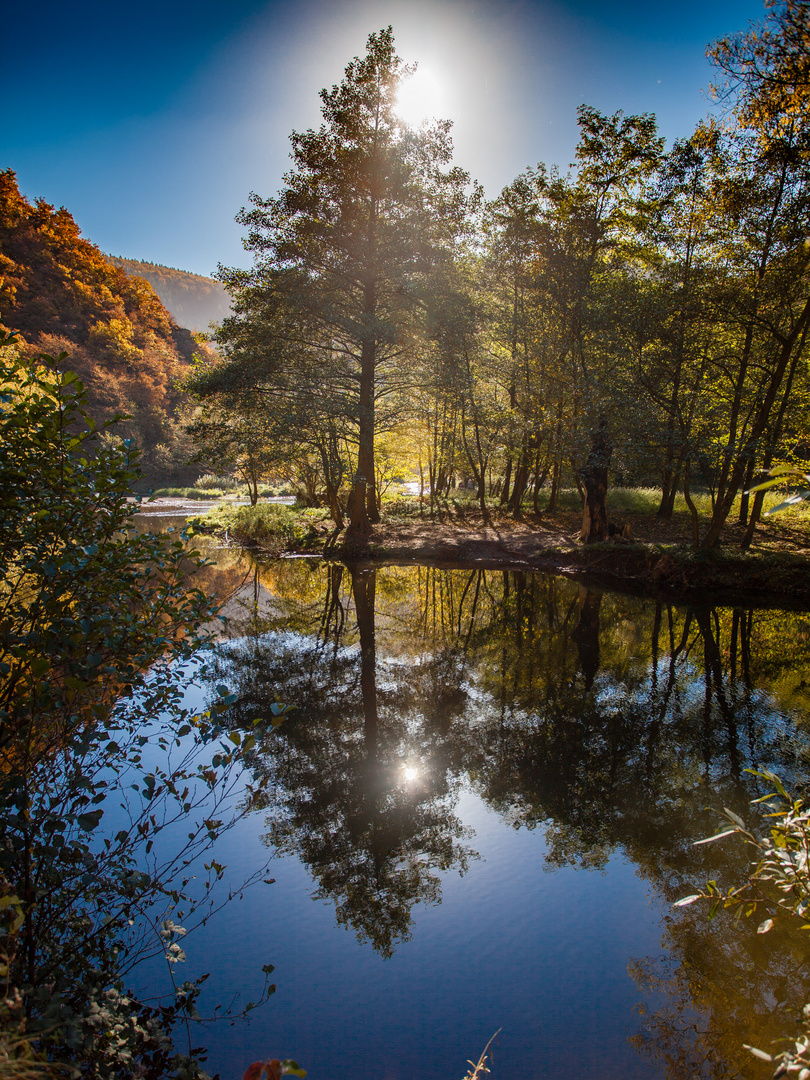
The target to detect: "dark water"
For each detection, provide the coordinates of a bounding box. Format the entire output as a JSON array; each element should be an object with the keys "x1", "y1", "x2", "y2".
[{"x1": 132, "y1": 553, "x2": 810, "y2": 1080}]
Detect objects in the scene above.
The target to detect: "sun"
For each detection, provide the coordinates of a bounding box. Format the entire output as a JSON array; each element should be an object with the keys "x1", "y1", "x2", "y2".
[{"x1": 395, "y1": 67, "x2": 444, "y2": 128}]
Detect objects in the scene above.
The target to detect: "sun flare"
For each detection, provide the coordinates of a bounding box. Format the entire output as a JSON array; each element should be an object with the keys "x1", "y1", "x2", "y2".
[{"x1": 395, "y1": 68, "x2": 444, "y2": 127}]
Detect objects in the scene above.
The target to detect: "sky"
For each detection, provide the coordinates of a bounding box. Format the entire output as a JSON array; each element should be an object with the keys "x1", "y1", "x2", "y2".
[{"x1": 3, "y1": 0, "x2": 767, "y2": 278}]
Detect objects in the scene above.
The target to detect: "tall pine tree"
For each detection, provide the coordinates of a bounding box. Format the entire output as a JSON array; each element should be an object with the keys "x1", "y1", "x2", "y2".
[{"x1": 224, "y1": 28, "x2": 472, "y2": 538}]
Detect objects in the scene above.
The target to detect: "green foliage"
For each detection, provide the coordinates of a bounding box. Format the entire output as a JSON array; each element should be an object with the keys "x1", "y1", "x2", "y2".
[
  {"x1": 212, "y1": 27, "x2": 476, "y2": 537},
  {"x1": 0, "y1": 334, "x2": 274, "y2": 1077},
  {"x1": 200, "y1": 8, "x2": 810, "y2": 551},
  {"x1": 192, "y1": 503, "x2": 306, "y2": 551},
  {"x1": 677, "y1": 770, "x2": 810, "y2": 1074},
  {"x1": 194, "y1": 474, "x2": 241, "y2": 492},
  {"x1": 149, "y1": 487, "x2": 224, "y2": 500},
  {"x1": 749, "y1": 466, "x2": 810, "y2": 515}
]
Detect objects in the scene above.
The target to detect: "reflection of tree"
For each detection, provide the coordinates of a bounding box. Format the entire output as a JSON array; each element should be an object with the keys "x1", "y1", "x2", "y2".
[
  {"x1": 571, "y1": 586, "x2": 602, "y2": 690},
  {"x1": 206, "y1": 556, "x2": 810, "y2": 1065},
  {"x1": 458, "y1": 582, "x2": 810, "y2": 1075},
  {"x1": 212, "y1": 564, "x2": 475, "y2": 957},
  {"x1": 626, "y1": 825, "x2": 810, "y2": 1080}
]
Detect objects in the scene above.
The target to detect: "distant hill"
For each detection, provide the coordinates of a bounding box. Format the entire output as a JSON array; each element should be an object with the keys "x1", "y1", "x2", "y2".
[
  {"x1": 107, "y1": 256, "x2": 231, "y2": 332},
  {"x1": 0, "y1": 168, "x2": 207, "y2": 481}
]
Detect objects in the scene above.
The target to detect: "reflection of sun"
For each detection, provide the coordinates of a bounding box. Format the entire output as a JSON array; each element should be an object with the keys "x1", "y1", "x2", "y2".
[
  {"x1": 395, "y1": 68, "x2": 443, "y2": 127},
  {"x1": 402, "y1": 765, "x2": 419, "y2": 783}
]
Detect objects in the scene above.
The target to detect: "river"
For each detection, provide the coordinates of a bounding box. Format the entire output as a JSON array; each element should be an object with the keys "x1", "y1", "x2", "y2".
[{"x1": 127, "y1": 530, "x2": 810, "y2": 1080}]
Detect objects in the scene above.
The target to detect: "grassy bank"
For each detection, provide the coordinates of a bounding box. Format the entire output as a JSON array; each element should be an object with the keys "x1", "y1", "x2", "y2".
[
  {"x1": 185, "y1": 486, "x2": 810, "y2": 602},
  {"x1": 189, "y1": 502, "x2": 319, "y2": 553}
]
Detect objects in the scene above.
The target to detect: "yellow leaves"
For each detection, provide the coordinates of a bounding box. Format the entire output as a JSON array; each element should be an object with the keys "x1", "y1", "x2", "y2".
[{"x1": 88, "y1": 317, "x2": 141, "y2": 362}]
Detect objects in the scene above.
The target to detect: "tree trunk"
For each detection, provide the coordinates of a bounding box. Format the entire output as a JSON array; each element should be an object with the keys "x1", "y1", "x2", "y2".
[
  {"x1": 532, "y1": 455, "x2": 550, "y2": 516},
  {"x1": 579, "y1": 422, "x2": 612, "y2": 543},
  {"x1": 460, "y1": 397, "x2": 490, "y2": 523},
  {"x1": 347, "y1": 333, "x2": 375, "y2": 540},
  {"x1": 738, "y1": 456, "x2": 755, "y2": 525},
  {"x1": 507, "y1": 435, "x2": 531, "y2": 514},
  {"x1": 500, "y1": 458, "x2": 512, "y2": 507},
  {"x1": 700, "y1": 296, "x2": 810, "y2": 549}
]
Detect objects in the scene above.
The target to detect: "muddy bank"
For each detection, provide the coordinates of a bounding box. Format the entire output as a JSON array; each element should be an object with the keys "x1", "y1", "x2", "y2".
[
  {"x1": 310, "y1": 513, "x2": 810, "y2": 608},
  {"x1": 327, "y1": 539, "x2": 810, "y2": 608}
]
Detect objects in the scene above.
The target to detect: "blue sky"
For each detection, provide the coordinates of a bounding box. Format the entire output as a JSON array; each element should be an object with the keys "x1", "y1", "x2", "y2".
[{"x1": 3, "y1": 0, "x2": 766, "y2": 277}]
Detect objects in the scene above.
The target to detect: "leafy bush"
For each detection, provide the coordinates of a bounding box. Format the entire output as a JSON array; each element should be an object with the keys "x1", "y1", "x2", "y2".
[
  {"x1": 0, "y1": 335, "x2": 274, "y2": 1078},
  {"x1": 193, "y1": 503, "x2": 305, "y2": 551},
  {"x1": 150, "y1": 486, "x2": 224, "y2": 499},
  {"x1": 194, "y1": 474, "x2": 240, "y2": 491},
  {"x1": 677, "y1": 770, "x2": 810, "y2": 1076}
]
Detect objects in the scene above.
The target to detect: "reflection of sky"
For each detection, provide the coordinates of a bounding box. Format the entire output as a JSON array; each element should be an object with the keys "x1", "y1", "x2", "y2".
[
  {"x1": 115, "y1": 565, "x2": 810, "y2": 1080},
  {"x1": 4, "y1": 0, "x2": 766, "y2": 275},
  {"x1": 131, "y1": 778, "x2": 669, "y2": 1080}
]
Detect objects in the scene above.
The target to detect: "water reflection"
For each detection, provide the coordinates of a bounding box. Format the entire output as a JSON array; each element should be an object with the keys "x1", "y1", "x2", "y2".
[
  {"x1": 202, "y1": 558, "x2": 810, "y2": 1075},
  {"x1": 209, "y1": 564, "x2": 475, "y2": 958}
]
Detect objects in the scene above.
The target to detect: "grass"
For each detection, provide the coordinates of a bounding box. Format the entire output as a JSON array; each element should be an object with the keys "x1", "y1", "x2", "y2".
[
  {"x1": 188, "y1": 502, "x2": 311, "y2": 551},
  {"x1": 148, "y1": 486, "x2": 224, "y2": 500},
  {"x1": 531, "y1": 484, "x2": 810, "y2": 524},
  {"x1": 145, "y1": 484, "x2": 296, "y2": 501},
  {"x1": 382, "y1": 486, "x2": 727, "y2": 520}
]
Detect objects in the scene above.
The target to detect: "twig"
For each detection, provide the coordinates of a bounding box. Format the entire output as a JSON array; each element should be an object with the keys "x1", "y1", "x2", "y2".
[{"x1": 462, "y1": 1029, "x2": 501, "y2": 1080}]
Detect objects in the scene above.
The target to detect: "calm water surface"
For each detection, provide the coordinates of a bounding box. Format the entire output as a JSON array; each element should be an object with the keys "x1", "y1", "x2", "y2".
[{"x1": 132, "y1": 545, "x2": 810, "y2": 1080}]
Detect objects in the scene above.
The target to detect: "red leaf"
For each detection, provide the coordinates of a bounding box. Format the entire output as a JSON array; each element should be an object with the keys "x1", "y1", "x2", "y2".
[{"x1": 243, "y1": 1064, "x2": 267, "y2": 1080}]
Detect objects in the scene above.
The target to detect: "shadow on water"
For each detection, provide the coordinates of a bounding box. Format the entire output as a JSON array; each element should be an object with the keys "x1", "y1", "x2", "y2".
[{"x1": 192, "y1": 554, "x2": 810, "y2": 1077}]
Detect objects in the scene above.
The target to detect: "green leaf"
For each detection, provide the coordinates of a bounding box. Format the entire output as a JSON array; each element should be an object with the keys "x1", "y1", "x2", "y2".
[
  {"x1": 77, "y1": 809, "x2": 104, "y2": 831},
  {"x1": 693, "y1": 829, "x2": 737, "y2": 845},
  {"x1": 281, "y1": 1061, "x2": 307, "y2": 1078},
  {"x1": 764, "y1": 465, "x2": 807, "y2": 478}
]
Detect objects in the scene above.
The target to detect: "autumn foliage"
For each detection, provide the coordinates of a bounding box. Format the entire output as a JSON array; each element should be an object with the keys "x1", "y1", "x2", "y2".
[{"x1": 0, "y1": 169, "x2": 200, "y2": 478}]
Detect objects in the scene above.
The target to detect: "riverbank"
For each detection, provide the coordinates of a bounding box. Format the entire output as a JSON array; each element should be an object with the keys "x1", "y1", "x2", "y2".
[
  {"x1": 334, "y1": 513, "x2": 810, "y2": 607},
  {"x1": 176, "y1": 497, "x2": 810, "y2": 608}
]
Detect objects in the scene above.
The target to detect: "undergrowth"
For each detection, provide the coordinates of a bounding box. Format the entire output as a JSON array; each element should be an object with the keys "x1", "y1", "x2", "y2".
[{"x1": 189, "y1": 503, "x2": 311, "y2": 551}]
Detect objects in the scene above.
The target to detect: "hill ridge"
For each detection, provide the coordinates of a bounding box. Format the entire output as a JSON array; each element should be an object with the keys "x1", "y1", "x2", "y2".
[{"x1": 106, "y1": 255, "x2": 231, "y2": 332}]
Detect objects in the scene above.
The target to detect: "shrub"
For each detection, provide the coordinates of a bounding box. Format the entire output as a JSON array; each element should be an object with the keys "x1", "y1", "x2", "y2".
[
  {"x1": 0, "y1": 335, "x2": 274, "y2": 1078},
  {"x1": 220, "y1": 503, "x2": 304, "y2": 549},
  {"x1": 677, "y1": 770, "x2": 810, "y2": 1076},
  {"x1": 194, "y1": 474, "x2": 240, "y2": 491}
]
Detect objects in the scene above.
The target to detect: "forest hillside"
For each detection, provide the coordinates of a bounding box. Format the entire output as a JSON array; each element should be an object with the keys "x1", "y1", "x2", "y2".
[
  {"x1": 0, "y1": 169, "x2": 203, "y2": 480},
  {"x1": 107, "y1": 255, "x2": 231, "y2": 331}
]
